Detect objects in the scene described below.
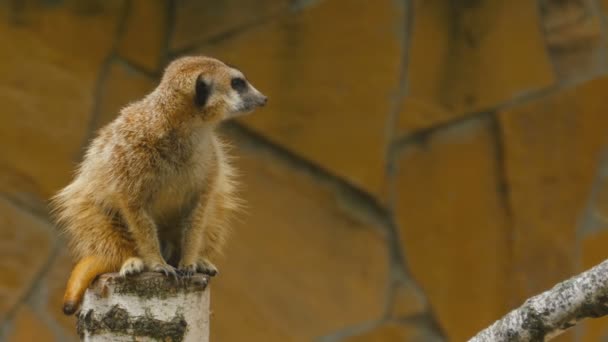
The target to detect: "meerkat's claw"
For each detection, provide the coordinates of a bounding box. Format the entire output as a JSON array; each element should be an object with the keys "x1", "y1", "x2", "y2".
[
  {"x1": 201, "y1": 267, "x2": 218, "y2": 277},
  {"x1": 178, "y1": 264, "x2": 198, "y2": 278},
  {"x1": 151, "y1": 263, "x2": 178, "y2": 280},
  {"x1": 119, "y1": 257, "x2": 144, "y2": 277}
]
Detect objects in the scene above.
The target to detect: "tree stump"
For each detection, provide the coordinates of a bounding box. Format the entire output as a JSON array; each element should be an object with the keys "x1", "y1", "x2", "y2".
[{"x1": 76, "y1": 272, "x2": 210, "y2": 342}]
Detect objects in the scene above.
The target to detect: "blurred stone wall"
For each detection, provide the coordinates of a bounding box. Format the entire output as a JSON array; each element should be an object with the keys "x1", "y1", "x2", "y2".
[{"x1": 1, "y1": 0, "x2": 608, "y2": 341}]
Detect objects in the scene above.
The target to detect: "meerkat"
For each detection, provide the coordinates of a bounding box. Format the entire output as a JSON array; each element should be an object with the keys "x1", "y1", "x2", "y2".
[{"x1": 50, "y1": 55, "x2": 267, "y2": 315}]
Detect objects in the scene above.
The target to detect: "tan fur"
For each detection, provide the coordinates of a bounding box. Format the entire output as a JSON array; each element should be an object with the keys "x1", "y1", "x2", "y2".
[{"x1": 50, "y1": 55, "x2": 265, "y2": 315}]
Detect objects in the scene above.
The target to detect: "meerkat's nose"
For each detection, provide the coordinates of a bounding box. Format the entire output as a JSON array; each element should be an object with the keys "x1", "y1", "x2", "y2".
[{"x1": 260, "y1": 96, "x2": 268, "y2": 106}]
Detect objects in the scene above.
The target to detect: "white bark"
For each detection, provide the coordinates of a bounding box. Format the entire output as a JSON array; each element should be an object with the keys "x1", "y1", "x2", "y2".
[
  {"x1": 77, "y1": 272, "x2": 210, "y2": 342},
  {"x1": 469, "y1": 259, "x2": 608, "y2": 341}
]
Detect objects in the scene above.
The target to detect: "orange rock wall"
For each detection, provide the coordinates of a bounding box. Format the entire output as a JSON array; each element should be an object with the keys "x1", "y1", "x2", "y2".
[{"x1": 1, "y1": 0, "x2": 608, "y2": 341}]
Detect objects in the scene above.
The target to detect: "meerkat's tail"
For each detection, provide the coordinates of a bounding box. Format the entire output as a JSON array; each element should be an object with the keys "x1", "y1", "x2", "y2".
[{"x1": 62, "y1": 255, "x2": 114, "y2": 315}]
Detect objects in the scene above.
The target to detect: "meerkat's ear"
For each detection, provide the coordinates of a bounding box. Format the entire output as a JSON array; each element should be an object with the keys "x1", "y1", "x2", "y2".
[{"x1": 194, "y1": 74, "x2": 210, "y2": 107}]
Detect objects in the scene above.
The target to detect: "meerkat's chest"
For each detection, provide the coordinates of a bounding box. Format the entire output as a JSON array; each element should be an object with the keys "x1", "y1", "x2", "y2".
[
  {"x1": 150, "y1": 163, "x2": 205, "y2": 223},
  {"x1": 150, "y1": 139, "x2": 215, "y2": 225}
]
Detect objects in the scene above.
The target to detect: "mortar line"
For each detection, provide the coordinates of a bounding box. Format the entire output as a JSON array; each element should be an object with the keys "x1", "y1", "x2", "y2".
[
  {"x1": 160, "y1": 0, "x2": 176, "y2": 68},
  {"x1": 381, "y1": 0, "x2": 447, "y2": 338},
  {"x1": 316, "y1": 319, "x2": 383, "y2": 342},
  {"x1": 391, "y1": 83, "x2": 564, "y2": 153},
  {"x1": 383, "y1": 0, "x2": 416, "y2": 276},
  {"x1": 26, "y1": 280, "x2": 74, "y2": 342},
  {"x1": 592, "y1": 0, "x2": 608, "y2": 74},
  {"x1": 0, "y1": 239, "x2": 62, "y2": 330},
  {"x1": 169, "y1": 10, "x2": 287, "y2": 59},
  {"x1": 223, "y1": 122, "x2": 392, "y2": 225},
  {"x1": 79, "y1": 0, "x2": 132, "y2": 158},
  {"x1": 487, "y1": 113, "x2": 517, "y2": 312}
]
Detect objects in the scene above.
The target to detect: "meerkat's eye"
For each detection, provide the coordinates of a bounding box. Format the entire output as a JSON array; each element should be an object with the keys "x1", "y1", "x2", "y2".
[{"x1": 231, "y1": 77, "x2": 247, "y2": 92}]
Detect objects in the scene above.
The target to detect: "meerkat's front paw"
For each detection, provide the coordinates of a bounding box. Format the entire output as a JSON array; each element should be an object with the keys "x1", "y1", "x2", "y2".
[
  {"x1": 199, "y1": 259, "x2": 218, "y2": 276},
  {"x1": 149, "y1": 261, "x2": 178, "y2": 279},
  {"x1": 178, "y1": 259, "x2": 218, "y2": 277},
  {"x1": 119, "y1": 257, "x2": 144, "y2": 277},
  {"x1": 177, "y1": 263, "x2": 198, "y2": 278}
]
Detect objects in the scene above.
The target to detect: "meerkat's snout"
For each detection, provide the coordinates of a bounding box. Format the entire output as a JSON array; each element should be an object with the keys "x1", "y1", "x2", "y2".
[
  {"x1": 231, "y1": 79, "x2": 267, "y2": 115},
  {"x1": 222, "y1": 64, "x2": 268, "y2": 117},
  {"x1": 247, "y1": 88, "x2": 268, "y2": 108}
]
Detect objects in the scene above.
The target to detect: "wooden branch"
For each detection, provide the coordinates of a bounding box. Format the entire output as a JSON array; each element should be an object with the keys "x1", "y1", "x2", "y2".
[
  {"x1": 77, "y1": 272, "x2": 210, "y2": 342},
  {"x1": 469, "y1": 259, "x2": 608, "y2": 341}
]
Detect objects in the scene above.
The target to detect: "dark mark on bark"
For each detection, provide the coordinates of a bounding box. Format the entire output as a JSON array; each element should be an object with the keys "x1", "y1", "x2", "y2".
[
  {"x1": 101, "y1": 305, "x2": 130, "y2": 331},
  {"x1": 110, "y1": 273, "x2": 208, "y2": 300},
  {"x1": 520, "y1": 307, "x2": 550, "y2": 341},
  {"x1": 78, "y1": 309, "x2": 102, "y2": 339},
  {"x1": 576, "y1": 295, "x2": 608, "y2": 319},
  {"x1": 78, "y1": 305, "x2": 188, "y2": 342}
]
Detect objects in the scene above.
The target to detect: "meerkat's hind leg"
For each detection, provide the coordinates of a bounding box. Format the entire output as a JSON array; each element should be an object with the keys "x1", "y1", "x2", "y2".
[
  {"x1": 119, "y1": 257, "x2": 145, "y2": 277},
  {"x1": 117, "y1": 200, "x2": 178, "y2": 280}
]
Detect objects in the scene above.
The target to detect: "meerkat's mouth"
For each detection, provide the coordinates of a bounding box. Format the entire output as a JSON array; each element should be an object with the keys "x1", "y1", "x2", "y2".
[{"x1": 231, "y1": 106, "x2": 256, "y2": 117}]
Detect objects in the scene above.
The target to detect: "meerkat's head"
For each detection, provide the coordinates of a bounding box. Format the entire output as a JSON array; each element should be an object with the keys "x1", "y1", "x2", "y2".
[{"x1": 159, "y1": 55, "x2": 267, "y2": 122}]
